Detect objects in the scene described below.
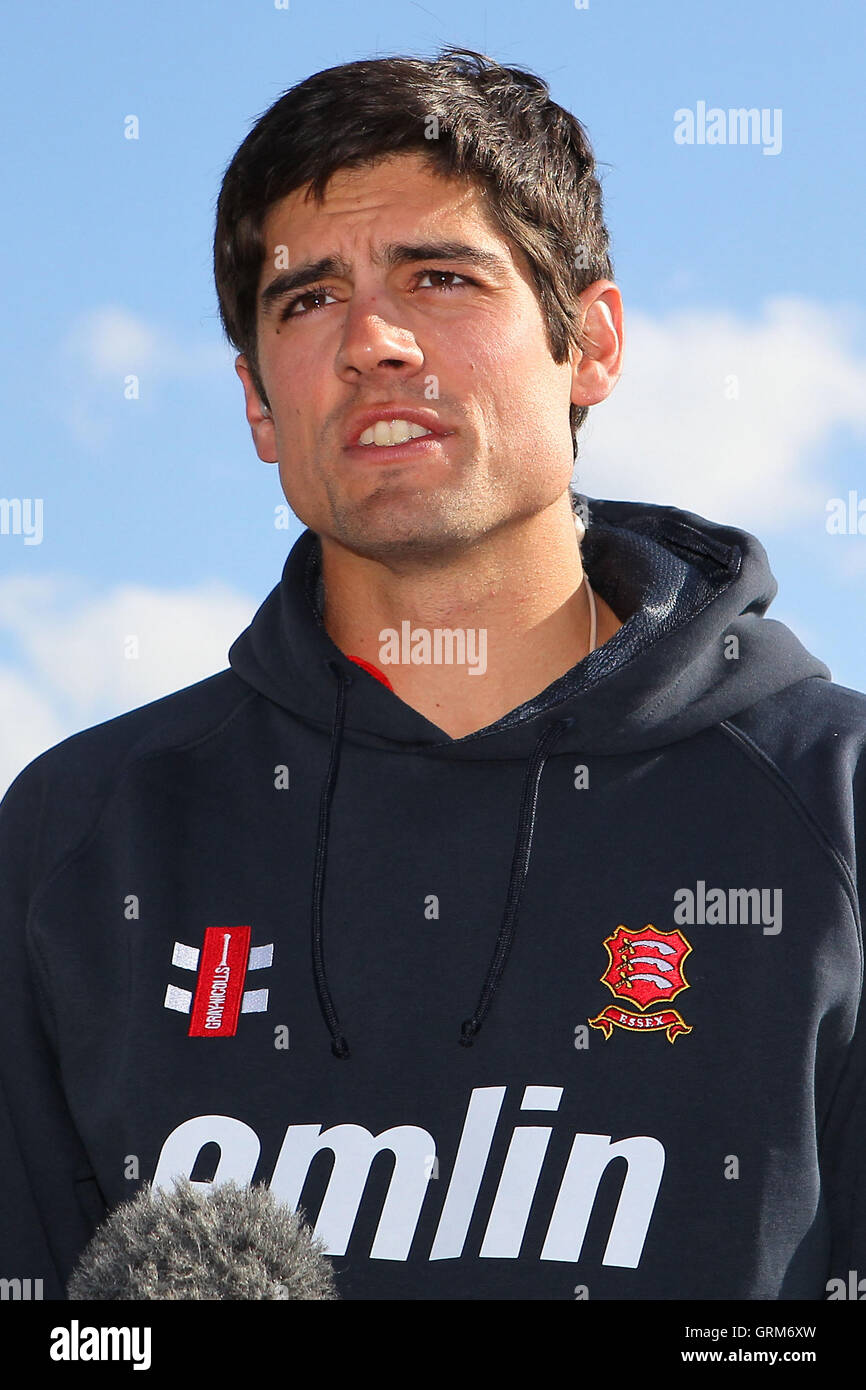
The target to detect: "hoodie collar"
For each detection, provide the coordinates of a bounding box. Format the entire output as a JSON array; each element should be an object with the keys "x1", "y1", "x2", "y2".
[{"x1": 229, "y1": 494, "x2": 829, "y2": 758}]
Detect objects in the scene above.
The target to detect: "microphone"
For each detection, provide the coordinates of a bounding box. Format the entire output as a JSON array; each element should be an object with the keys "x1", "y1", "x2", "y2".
[{"x1": 66, "y1": 1176, "x2": 338, "y2": 1300}]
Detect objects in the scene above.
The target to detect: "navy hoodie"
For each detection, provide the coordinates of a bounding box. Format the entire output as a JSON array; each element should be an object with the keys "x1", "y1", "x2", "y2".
[{"x1": 2, "y1": 493, "x2": 865, "y2": 1301}]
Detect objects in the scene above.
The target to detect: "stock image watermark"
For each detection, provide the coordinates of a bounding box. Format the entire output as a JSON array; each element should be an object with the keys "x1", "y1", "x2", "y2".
[
  {"x1": 0, "y1": 1276, "x2": 43, "y2": 1300},
  {"x1": 826, "y1": 491, "x2": 866, "y2": 534},
  {"x1": 682, "y1": 1322, "x2": 816, "y2": 1366},
  {"x1": 0, "y1": 497, "x2": 43, "y2": 545},
  {"x1": 50, "y1": 1321, "x2": 152, "y2": 1371},
  {"x1": 827, "y1": 1269, "x2": 866, "y2": 1299},
  {"x1": 674, "y1": 101, "x2": 782, "y2": 156},
  {"x1": 674, "y1": 880, "x2": 782, "y2": 934},
  {"x1": 378, "y1": 622, "x2": 488, "y2": 675}
]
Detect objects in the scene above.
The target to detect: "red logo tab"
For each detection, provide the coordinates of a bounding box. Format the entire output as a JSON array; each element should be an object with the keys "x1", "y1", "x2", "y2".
[{"x1": 188, "y1": 926, "x2": 251, "y2": 1037}]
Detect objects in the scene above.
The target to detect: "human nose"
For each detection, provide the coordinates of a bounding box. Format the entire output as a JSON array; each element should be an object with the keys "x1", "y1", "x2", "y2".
[{"x1": 334, "y1": 289, "x2": 425, "y2": 381}]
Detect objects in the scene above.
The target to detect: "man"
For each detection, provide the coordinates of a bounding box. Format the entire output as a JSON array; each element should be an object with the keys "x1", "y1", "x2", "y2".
[{"x1": 1, "y1": 46, "x2": 864, "y2": 1302}]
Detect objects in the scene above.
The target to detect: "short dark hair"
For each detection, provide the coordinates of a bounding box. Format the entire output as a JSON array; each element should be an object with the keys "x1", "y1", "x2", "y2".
[{"x1": 213, "y1": 45, "x2": 613, "y2": 459}]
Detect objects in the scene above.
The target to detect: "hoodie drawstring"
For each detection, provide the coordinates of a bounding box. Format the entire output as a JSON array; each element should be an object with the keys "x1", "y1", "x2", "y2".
[
  {"x1": 458, "y1": 714, "x2": 574, "y2": 1046},
  {"x1": 312, "y1": 657, "x2": 573, "y2": 1058},
  {"x1": 310, "y1": 659, "x2": 353, "y2": 1059}
]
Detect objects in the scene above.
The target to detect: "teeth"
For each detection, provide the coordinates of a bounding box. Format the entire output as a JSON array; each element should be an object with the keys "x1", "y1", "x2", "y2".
[{"x1": 358, "y1": 419, "x2": 434, "y2": 446}]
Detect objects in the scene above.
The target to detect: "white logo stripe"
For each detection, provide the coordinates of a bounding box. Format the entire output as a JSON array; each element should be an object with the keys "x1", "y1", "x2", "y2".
[
  {"x1": 241, "y1": 988, "x2": 269, "y2": 1013},
  {"x1": 171, "y1": 942, "x2": 200, "y2": 971},
  {"x1": 163, "y1": 984, "x2": 193, "y2": 1014}
]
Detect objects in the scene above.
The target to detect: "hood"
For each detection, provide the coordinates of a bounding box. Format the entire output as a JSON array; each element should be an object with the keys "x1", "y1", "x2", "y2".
[
  {"x1": 228, "y1": 494, "x2": 830, "y2": 1059},
  {"x1": 230, "y1": 493, "x2": 829, "y2": 759}
]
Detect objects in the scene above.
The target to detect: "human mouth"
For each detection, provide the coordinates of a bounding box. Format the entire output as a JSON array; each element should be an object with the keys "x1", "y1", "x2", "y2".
[
  {"x1": 343, "y1": 430, "x2": 454, "y2": 464},
  {"x1": 357, "y1": 419, "x2": 435, "y2": 447},
  {"x1": 344, "y1": 405, "x2": 452, "y2": 446},
  {"x1": 343, "y1": 411, "x2": 454, "y2": 463}
]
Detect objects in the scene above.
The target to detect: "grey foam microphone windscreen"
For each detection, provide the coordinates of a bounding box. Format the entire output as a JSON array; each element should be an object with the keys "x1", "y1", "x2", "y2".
[{"x1": 66, "y1": 1176, "x2": 339, "y2": 1300}]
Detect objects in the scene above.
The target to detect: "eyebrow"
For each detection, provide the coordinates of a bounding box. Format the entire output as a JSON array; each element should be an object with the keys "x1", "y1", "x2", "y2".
[{"x1": 259, "y1": 240, "x2": 511, "y2": 316}]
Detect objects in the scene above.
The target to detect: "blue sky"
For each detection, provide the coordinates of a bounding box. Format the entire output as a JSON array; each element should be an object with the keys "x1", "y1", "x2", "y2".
[{"x1": 1, "y1": 0, "x2": 865, "y2": 794}]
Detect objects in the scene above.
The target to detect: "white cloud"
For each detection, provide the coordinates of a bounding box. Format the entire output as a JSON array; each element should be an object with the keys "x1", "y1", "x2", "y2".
[
  {"x1": 575, "y1": 296, "x2": 866, "y2": 532},
  {"x1": 55, "y1": 305, "x2": 235, "y2": 447},
  {"x1": 0, "y1": 669, "x2": 68, "y2": 803},
  {"x1": 0, "y1": 577, "x2": 257, "y2": 799},
  {"x1": 62, "y1": 305, "x2": 233, "y2": 381}
]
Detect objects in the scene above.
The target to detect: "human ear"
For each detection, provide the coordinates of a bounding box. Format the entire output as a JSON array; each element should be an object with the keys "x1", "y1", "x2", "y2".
[
  {"x1": 570, "y1": 281, "x2": 624, "y2": 409},
  {"x1": 235, "y1": 355, "x2": 278, "y2": 464}
]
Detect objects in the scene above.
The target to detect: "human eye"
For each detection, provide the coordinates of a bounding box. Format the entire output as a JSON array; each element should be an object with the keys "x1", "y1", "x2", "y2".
[
  {"x1": 414, "y1": 268, "x2": 475, "y2": 293},
  {"x1": 280, "y1": 284, "x2": 338, "y2": 319}
]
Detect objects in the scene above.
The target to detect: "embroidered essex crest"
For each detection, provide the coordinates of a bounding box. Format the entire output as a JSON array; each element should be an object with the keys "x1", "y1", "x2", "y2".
[{"x1": 588, "y1": 923, "x2": 693, "y2": 1043}]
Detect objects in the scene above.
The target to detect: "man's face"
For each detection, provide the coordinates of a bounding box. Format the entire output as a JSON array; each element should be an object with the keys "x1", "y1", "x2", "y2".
[{"x1": 237, "y1": 151, "x2": 588, "y2": 564}]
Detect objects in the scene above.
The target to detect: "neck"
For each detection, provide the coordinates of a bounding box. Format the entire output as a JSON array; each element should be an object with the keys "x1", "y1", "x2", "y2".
[{"x1": 319, "y1": 493, "x2": 621, "y2": 738}]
